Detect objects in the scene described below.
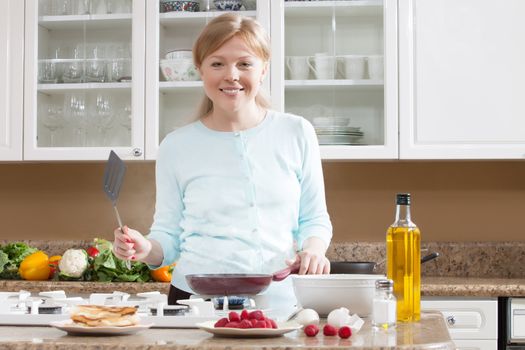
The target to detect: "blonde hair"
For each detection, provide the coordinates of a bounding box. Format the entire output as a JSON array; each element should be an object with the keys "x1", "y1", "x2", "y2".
[{"x1": 193, "y1": 13, "x2": 271, "y2": 118}]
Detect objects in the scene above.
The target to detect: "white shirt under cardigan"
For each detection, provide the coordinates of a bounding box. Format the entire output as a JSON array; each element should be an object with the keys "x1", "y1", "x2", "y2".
[{"x1": 147, "y1": 110, "x2": 333, "y2": 297}]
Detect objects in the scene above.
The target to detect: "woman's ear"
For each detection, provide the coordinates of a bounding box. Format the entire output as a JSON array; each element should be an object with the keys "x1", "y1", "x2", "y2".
[{"x1": 260, "y1": 61, "x2": 269, "y2": 83}]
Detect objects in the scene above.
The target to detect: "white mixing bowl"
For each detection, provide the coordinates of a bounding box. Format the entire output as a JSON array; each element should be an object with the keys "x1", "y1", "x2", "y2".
[{"x1": 291, "y1": 274, "x2": 385, "y2": 317}]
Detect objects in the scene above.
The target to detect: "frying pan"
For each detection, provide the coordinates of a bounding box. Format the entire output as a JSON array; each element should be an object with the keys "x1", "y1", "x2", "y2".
[
  {"x1": 186, "y1": 266, "x2": 299, "y2": 296},
  {"x1": 330, "y1": 252, "x2": 440, "y2": 274}
]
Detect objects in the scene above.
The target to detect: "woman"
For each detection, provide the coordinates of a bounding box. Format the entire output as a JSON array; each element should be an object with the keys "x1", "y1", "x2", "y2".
[{"x1": 113, "y1": 13, "x2": 332, "y2": 308}]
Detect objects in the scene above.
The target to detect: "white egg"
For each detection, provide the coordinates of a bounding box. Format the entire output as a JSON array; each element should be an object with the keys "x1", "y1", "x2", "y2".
[
  {"x1": 294, "y1": 308, "x2": 320, "y2": 326},
  {"x1": 327, "y1": 307, "x2": 351, "y2": 327}
]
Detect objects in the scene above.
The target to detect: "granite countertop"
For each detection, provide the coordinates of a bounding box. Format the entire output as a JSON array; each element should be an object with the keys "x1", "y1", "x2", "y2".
[
  {"x1": 0, "y1": 312, "x2": 454, "y2": 350},
  {"x1": 1, "y1": 240, "x2": 524, "y2": 297},
  {"x1": 2, "y1": 276, "x2": 525, "y2": 297}
]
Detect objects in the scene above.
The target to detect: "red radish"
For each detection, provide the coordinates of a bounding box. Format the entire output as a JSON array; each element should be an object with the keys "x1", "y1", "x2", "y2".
[
  {"x1": 323, "y1": 324, "x2": 338, "y2": 336},
  {"x1": 304, "y1": 324, "x2": 319, "y2": 337},
  {"x1": 338, "y1": 326, "x2": 352, "y2": 339}
]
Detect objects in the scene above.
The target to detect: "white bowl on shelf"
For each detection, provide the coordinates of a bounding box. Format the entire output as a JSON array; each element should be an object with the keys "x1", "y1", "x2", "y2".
[
  {"x1": 292, "y1": 274, "x2": 384, "y2": 316},
  {"x1": 160, "y1": 59, "x2": 200, "y2": 81},
  {"x1": 165, "y1": 49, "x2": 192, "y2": 60}
]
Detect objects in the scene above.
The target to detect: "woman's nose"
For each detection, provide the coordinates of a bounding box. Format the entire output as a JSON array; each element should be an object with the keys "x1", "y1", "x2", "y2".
[{"x1": 225, "y1": 66, "x2": 239, "y2": 81}]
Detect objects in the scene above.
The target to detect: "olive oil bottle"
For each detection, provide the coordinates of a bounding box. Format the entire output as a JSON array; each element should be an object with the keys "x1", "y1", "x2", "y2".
[{"x1": 386, "y1": 193, "x2": 421, "y2": 322}]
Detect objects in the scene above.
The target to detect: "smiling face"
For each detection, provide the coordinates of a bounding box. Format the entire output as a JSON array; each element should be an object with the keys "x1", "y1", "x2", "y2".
[{"x1": 198, "y1": 35, "x2": 268, "y2": 117}]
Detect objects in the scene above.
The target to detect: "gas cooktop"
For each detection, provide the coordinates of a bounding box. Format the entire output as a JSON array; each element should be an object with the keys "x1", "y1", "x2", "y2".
[{"x1": 0, "y1": 290, "x2": 235, "y2": 328}]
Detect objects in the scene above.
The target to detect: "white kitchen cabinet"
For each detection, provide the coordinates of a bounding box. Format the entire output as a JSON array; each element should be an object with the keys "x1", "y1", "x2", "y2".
[
  {"x1": 422, "y1": 298, "x2": 498, "y2": 349},
  {"x1": 23, "y1": 0, "x2": 145, "y2": 160},
  {"x1": 399, "y1": 0, "x2": 525, "y2": 159},
  {"x1": 144, "y1": 0, "x2": 269, "y2": 160},
  {"x1": 271, "y1": 0, "x2": 398, "y2": 159},
  {"x1": 0, "y1": 0, "x2": 24, "y2": 161}
]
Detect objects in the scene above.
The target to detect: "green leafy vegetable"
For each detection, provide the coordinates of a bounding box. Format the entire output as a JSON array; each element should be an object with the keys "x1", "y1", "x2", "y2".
[
  {"x1": 89, "y1": 238, "x2": 151, "y2": 282},
  {"x1": 0, "y1": 242, "x2": 38, "y2": 279},
  {"x1": 0, "y1": 251, "x2": 8, "y2": 274}
]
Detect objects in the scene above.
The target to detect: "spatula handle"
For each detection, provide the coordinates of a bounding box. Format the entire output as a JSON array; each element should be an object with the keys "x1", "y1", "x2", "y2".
[
  {"x1": 114, "y1": 206, "x2": 123, "y2": 228},
  {"x1": 114, "y1": 206, "x2": 132, "y2": 269}
]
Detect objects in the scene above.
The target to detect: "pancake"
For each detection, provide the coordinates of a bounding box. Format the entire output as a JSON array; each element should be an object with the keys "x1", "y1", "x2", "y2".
[{"x1": 71, "y1": 305, "x2": 139, "y2": 327}]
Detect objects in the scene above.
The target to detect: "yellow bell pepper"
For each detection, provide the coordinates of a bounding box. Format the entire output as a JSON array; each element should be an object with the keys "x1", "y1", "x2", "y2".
[{"x1": 19, "y1": 251, "x2": 51, "y2": 281}]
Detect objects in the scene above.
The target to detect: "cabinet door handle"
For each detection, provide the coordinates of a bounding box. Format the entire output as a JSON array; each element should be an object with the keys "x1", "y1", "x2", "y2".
[
  {"x1": 133, "y1": 148, "x2": 143, "y2": 157},
  {"x1": 446, "y1": 315, "x2": 456, "y2": 326}
]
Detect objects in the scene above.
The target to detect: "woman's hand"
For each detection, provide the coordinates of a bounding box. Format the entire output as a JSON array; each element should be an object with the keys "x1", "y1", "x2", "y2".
[
  {"x1": 286, "y1": 237, "x2": 330, "y2": 275},
  {"x1": 112, "y1": 226, "x2": 152, "y2": 262}
]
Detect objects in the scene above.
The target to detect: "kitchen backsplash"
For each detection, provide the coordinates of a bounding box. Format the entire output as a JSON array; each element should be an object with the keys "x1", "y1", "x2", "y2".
[
  {"x1": 2, "y1": 240, "x2": 524, "y2": 278},
  {"x1": 1, "y1": 161, "x2": 525, "y2": 242}
]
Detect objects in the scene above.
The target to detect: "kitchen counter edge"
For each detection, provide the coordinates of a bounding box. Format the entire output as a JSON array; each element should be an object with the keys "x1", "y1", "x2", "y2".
[{"x1": 2, "y1": 277, "x2": 525, "y2": 297}]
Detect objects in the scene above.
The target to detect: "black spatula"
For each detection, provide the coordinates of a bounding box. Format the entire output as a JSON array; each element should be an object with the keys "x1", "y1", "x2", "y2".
[{"x1": 103, "y1": 150, "x2": 131, "y2": 269}]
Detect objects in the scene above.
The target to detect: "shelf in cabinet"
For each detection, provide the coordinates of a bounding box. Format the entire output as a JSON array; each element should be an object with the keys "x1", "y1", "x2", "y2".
[
  {"x1": 285, "y1": 79, "x2": 383, "y2": 90},
  {"x1": 38, "y1": 82, "x2": 132, "y2": 93},
  {"x1": 285, "y1": 1, "x2": 382, "y2": 17},
  {"x1": 159, "y1": 81, "x2": 203, "y2": 92},
  {"x1": 38, "y1": 14, "x2": 132, "y2": 30},
  {"x1": 159, "y1": 10, "x2": 256, "y2": 27}
]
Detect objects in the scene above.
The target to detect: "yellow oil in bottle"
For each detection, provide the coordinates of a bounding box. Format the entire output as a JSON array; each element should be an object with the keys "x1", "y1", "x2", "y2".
[
  {"x1": 387, "y1": 226, "x2": 421, "y2": 322},
  {"x1": 386, "y1": 193, "x2": 421, "y2": 322}
]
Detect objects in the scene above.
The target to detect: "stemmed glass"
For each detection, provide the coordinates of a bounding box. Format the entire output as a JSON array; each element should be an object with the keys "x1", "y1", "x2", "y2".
[
  {"x1": 41, "y1": 105, "x2": 64, "y2": 147},
  {"x1": 117, "y1": 103, "x2": 132, "y2": 143},
  {"x1": 93, "y1": 94, "x2": 114, "y2": 146},
  {"x1": 68, "y1": 94, "x2": 88, "y2": 146}
]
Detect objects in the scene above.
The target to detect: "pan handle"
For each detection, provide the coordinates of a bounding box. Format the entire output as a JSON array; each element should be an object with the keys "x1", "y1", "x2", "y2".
[
  {"x1": 421, "y1": 252, "x2": 440, "y2": 264},
  {"x1": 272, "y1": 265, "x2": 300, "y2": 282}
]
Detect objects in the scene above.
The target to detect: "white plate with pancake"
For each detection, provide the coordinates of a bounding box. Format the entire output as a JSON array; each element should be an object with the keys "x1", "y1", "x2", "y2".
[
  {"x1": 50, "y1": 319, "x2": 154, "y2": 336},
  {"x1": 196, "y1": 321, "x2": 302, "y2": 338}
]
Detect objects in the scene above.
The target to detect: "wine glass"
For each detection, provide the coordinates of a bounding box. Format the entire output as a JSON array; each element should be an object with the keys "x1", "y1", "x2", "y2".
[
  {"x1": 41, "y1": 105, "x2": 64, "y2": 146},
  {"x1": 93, "y1": 94, "x2": 114, "y2": 146},
  {"x1": 68, "y1": 94, "x2": 88, "y2": 146},
  {"x1": 117, "y1": 103, "x2": 132, "y2": 142}
]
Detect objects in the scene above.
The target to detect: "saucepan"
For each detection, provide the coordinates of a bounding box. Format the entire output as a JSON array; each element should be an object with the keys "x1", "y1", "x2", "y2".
[
  {"x1": 186, "y1": 266, "x2": 300, "y2": 296},
  {"x1": 330, "y1": 252, "x2": 440, "y2": 274}
]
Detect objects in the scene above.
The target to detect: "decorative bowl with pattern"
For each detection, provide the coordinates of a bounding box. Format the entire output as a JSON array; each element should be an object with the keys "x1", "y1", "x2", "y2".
[
  {"x1": 213, "y1": 0, "x2": 243, "y2": 11},
  {"x1": 160, "y1": 0, "x2": 200, "y2": 13}
]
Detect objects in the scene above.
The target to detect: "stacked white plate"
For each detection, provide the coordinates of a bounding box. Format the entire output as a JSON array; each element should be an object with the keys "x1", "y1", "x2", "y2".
[{"x1": 315, "y1": 125, "x2": 364, "y2": 145}]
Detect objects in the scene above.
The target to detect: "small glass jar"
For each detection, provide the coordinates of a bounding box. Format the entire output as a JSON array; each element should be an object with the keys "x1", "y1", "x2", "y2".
[{"x1": 372, "y1": 279, "x2": 396, "y2": 328}]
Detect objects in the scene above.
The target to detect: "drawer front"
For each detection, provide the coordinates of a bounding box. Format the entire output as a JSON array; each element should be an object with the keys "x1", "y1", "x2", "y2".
[
  {"x1": 510, "y1": 298, "x2": 525, "y2": 342},
  {"x1": 454, "y1": 339, "x2": 498, "y2": 350},
  {"x1": 421, "y1": 299, "x2": 498, "y2": 340}
]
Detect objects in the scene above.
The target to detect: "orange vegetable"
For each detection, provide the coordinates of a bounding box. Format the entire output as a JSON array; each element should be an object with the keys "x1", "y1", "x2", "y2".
[
  {"x1": 150, "y1": 263, "x2": 176, "y2": 282},
  {"x1": 19, "y1": 251, "x2": 51, "y2": 281}
]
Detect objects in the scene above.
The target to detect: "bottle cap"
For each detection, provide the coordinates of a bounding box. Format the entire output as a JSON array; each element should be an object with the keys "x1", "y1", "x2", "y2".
[
  {"x1": 396, "y1": 193, "x2": 411, "y2": 205},
  {"x1": 375, "y1": 279, "x2": 394, "y2": 290}
]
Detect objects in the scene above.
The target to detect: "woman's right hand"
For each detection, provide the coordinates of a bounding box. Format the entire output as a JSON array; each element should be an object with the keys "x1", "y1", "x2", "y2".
[{"x1": 113, "y1": 226, "x2": 152, "y2": 263}]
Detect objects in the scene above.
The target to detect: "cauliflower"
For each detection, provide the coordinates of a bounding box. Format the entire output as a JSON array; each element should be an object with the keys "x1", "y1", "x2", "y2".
[{"x1": 58, "y1": 249, "x2": 88, "y2": 279}]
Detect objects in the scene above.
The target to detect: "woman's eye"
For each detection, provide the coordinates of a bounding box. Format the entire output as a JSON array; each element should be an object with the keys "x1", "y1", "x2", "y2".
[
  {"x1": 239, "y1": 62, "x2": 253, "y2": 68},
  {"x1": 211, "y1": 62, "x2": 223, "y2": 67}
]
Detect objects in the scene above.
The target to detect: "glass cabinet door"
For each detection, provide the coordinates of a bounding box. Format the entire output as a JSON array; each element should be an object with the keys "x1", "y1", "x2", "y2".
[
  {"x1": 24, "y1": 0, "x2": 145, "y2": 160},
  {"x1": 273, "y1": 0, "x2": 398, "y2": 159},
  {"x1": 145, "y1": 0, "x2": 268, "y2": 160}
]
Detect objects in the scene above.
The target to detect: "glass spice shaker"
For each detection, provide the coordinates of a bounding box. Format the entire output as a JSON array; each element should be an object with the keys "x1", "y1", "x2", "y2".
[{"x1": 372, "y1": 279, "x2": 397, "y2": 329}]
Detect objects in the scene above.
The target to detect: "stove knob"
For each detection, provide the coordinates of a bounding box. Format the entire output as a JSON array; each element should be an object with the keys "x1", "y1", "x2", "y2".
[{"x1": 446, "y1": 315, "x2": 456, "y2": 326}]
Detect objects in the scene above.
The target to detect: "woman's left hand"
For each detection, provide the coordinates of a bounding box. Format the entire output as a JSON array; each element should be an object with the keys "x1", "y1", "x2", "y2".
[{"x1": 286, "y1": 237, "x2": 330, "y2": 275}]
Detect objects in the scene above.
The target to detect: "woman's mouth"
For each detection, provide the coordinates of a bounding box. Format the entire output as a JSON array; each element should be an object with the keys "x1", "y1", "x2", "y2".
[{"x1": 220, "y1": 88, "x2": 244, "y2": 95}]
